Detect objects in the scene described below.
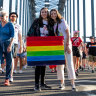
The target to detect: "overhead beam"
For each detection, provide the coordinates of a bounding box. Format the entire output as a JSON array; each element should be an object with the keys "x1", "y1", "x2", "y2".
[
  {"x1": 91, "y1": 0, "x2": 95, "y2": 37},
  {"x1": 58, "y1": 0, "x2": 66, "y2": 16},
  {"x1": 28, "y1": 0, "x2": 36, "y2": 22},
  {"x1": 0, "y1": 0, "x2": 3, "y2": 10}
]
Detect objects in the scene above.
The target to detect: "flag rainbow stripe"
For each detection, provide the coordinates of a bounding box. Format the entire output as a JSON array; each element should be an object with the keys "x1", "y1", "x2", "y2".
[
  {"x1": 27, "y1": 36, "x2": 65, "y2": 66},
  {"x1": 27, "y1": 46, "x2": 64, "y2": 51},
  {"x1": 91, "y1": 45, "x2": 96, "y2": 47}
]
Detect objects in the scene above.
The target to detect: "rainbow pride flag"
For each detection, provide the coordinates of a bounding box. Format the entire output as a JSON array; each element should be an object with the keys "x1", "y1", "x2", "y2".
[{"x1": 27, "y1": 36, "x2": 65, "y2": 66}]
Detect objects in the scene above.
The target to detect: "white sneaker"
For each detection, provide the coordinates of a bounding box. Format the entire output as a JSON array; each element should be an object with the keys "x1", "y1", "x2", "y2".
[
  {"x1": 59, "y1": 84, "x2": 65, "y2": 90},
  {"x1": 19, "y1": 70, "x2": 23, "y2": 73},
  {"x1": 13, "y1": 70, "x2": 17, "y2": 74},
  {"x1": 23, "y1": 65, "x2": 27, "y2": 69},
  {"x1": 0, "y1": 68, "x2": 2, "y2": 71},
  {"x1": 9, "y1": 77, "x2": 13, "y2": 82}
]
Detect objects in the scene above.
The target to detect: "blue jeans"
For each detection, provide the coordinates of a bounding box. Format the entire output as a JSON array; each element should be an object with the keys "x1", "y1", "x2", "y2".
[{"x1": 0, "y1": 40, "x2": 13, "y2": 79}]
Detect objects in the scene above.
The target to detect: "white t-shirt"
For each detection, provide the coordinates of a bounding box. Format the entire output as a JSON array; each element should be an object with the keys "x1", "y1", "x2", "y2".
[
  {"x1": 54, "y1": 19, "x2": 69, "y2": 39},
  {"x1": 40, "y1": 20, "x2": 48, "y2": 36},
  {"x1": 13, "y1": 23, "x2": 22, "y2": 44}
]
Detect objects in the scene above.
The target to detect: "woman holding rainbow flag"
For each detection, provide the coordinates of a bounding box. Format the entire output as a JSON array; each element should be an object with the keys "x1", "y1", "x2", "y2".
[
  {"x1": 27, "y1": 7, "x2": 55, "y2": 91},
  {"x1": 50, "y1": 9, "x2": 77, "y2": 91}
]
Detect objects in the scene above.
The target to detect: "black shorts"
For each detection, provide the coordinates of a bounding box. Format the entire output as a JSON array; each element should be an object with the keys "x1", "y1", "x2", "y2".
[
  {"x1": 72, "y1": 46, "x2": 80, "y2": 57},
  {"x1": 82, "y1": 52, "x2": 86, "y2": 59}
]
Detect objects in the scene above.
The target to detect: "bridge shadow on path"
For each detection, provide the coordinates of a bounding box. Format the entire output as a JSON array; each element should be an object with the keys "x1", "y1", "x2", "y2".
[{"x1": 0, "y1": 66, "x2": 96, "y2": 96}]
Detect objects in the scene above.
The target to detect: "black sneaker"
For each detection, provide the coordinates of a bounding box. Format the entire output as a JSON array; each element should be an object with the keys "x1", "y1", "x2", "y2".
[
  {"x1": 72, "y1": 88, "x2": 77, "y2": 91},
  {"x1": 79, "y1": 66, "x2": 82, "y2": 70},
  {"x1": 2, "y1": 71, "x2": 4, "y2": 74},
  {"x1": 75, "y1": 71, "x2": 78, "y2": 76},
  {"x1": 41, "y1": 84, "x2": 52, "y2": 89},
  {"x1": 92, "y1": 70, "x2": 94, "y2": 73},
  {"x1": 77, "y1": 69, "x2": 79, "y2": 73},
  {"x1": 34, "y1": 85, "x2": 41, "y2": 91},
  {"x1": 82, "y1": 67, "x2": 84, "y2": 71}
]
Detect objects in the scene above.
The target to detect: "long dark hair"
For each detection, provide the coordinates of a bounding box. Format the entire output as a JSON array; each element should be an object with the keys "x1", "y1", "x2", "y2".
[
  {"x1": 38, "y1": 7, "x2": 54, "y2": 26},
  {"x1": 39, "y1": 7, "x2": 49, "y2": 20},
  {"x1": 38, "y1": 7, "x2": 48, "y2": 26},
  {"x1": 50, "y1": 9, "x2": 63, "y2": 24}
]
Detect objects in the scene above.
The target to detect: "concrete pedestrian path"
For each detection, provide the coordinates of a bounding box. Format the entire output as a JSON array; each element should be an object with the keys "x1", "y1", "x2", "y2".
[{"x1": 0, "y1": 66, "x2": 96, "y2": 96}]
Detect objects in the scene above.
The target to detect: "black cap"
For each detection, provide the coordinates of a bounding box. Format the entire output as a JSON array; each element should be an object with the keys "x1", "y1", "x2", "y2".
[{"x1": 90, "y1": 36, "x2": 94, "y2": 39}]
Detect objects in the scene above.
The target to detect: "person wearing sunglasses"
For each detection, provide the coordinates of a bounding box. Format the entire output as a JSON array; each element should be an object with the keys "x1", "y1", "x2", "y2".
[
  {"x1": 9, "y1": 12, "x2": 23, "y2": 82},
  {"x1": 0, "y1": 11, "x2": 14, "y2": 86},
  {"x1": 71, "y1": 31, "x2": 83, "y2": 76}
]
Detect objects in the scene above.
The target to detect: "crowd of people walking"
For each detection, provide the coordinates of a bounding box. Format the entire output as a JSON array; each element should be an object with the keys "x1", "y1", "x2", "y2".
[
  {"x1": 0, "y1": 7, "x2": 96, "y2": 93},
  {"x1": 0, "y1": 11, "x2": 27, "y2": 85}
]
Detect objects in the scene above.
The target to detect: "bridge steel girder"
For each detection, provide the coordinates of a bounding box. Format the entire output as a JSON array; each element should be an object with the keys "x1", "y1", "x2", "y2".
[
  {"x1": 91, "y1": 0, "x2": 95, "y2": 37},
  {"x1": 58, "y1": 0, "x2": 66, "y2": 16},
  {"x1": 9, "y1": 0, "x2": 12, "y2": 14},
  {"x1": 28, "y1": 0, "x2": 36, "y2": 23},
  {"x1": 0, "y1": 0, "x2": 3, "y2": 10}
]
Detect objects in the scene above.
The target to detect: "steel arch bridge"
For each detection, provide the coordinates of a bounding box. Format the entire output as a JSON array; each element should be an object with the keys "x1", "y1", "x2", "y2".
[{"x1": 0, "y1": 0, "x2": 95, "y2": 42}]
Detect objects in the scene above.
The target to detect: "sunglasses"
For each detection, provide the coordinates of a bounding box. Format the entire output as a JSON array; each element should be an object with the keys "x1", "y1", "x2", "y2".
[{"x1": 74, "y1": 33, "x2": 78, "y2": 34}]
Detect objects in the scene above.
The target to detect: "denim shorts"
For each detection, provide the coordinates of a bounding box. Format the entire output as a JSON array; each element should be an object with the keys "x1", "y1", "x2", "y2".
[
  {"x1": 13, "y1": 44, "x2": 18, "y2": 58},
  {"x1": 17, "y1": 52, "x2": 27, "y2": 58}
]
